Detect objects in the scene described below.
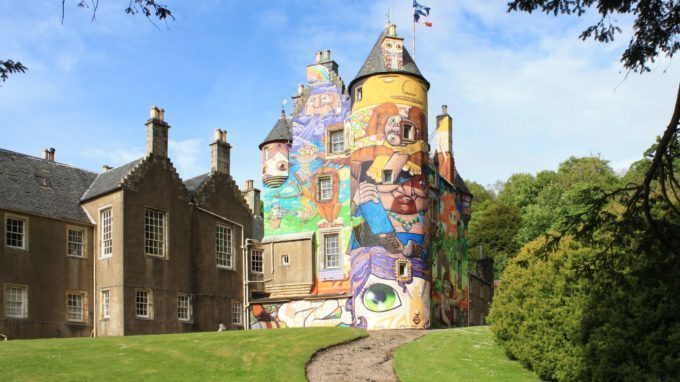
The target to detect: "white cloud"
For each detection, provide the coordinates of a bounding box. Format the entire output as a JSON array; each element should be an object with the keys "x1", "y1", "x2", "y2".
[{"x1": 169, "y1": 138, "x2": 203, "y2": 179}]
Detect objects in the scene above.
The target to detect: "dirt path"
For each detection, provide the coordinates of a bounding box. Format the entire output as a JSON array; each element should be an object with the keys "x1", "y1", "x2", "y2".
[{"x1": 306, "y1": 330, "x2": 426, "y2": 382}]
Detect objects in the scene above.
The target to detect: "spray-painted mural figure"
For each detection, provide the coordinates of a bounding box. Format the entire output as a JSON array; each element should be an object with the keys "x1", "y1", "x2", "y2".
[{"x1": 250, "y1": 299, "x2": 351, "y2": 329}]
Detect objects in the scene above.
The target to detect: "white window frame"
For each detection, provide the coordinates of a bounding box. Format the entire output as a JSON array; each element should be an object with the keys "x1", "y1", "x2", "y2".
[
  {"x1": 329, "y1": 129, "x2": 345, "y2": 154},
  {"x1": 101, "y1": 289, "x2": 110, "y2": 319},
  {"x1": 144, "y1": 208, "x2": 167, "y2": 258},
  {"x1": 232, "y1": 300, "x2": 243, "y2": 325},
  {"x1": 382, "y1": 169, "x2": 394, "y2": 185},
  {"x1": 99, "y1": 207, "x2": 113, "y2": 259},
  {"x1": 323, "y1": 232, "x2": 341, "y2": 269},
  {"x1": 281, "y1": 254, "x2": 290, "y2": 266},
  {"x1": 251, "y1": 249, "x2": 263, "y2": 274},
  {"x1": 403, "y1": 122, "x2": 416, "y2": 142},
  {"x1": 135, "y1": 289, "x2": 153, "y2": 319},
  {"x1": 66, "y1": 291, "x2": 86, "y2": 322},
  {"x1": 4, "y1": 284, "x2": 28, "y2": 319},
  {"x1": 216, "y1": 224, "x2": 234, "y2": 269},
  {"x1": 5, "y1": 213, "x2": 28, "y2": 250},
  {"x1": 66, "y1": 226, "x2": 86, "y2": 258},
  {"x1": 318, "y1": 176, "x2": 332, "y2": 201},
  {"x1": 177, "y1": 293, "x2": 193, "y2": 322}
]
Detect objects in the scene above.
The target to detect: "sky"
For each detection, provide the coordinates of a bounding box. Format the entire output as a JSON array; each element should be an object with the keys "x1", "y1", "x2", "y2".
[{"x1": 1, "y1": 0, "x2": 678, "y2": 190}]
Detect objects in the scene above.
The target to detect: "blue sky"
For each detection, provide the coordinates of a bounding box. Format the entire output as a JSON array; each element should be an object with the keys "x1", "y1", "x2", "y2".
[{"x1": 1, "y1": 0, "x2": 677, "y2": 190}]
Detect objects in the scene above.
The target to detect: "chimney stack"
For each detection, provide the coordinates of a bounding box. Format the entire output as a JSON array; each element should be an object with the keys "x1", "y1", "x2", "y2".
[
  {"x1": 435, "y1": 104, "x2": 455, "y2": 184},
  {"x1": 49, "y1": 148, "x2": 55, "y2": 161},
  {"x1": 146, "y1": 106, "x2": 170, "y2": 158},
  {"x1": 102, "y1": 165, "x2": 113, "y2": 172},
  {"x1": 42, "y1": 148, "x2": 50, "y2": 160},
  {"x1": 315, "y1": 51, "x2": 322, "y2": 63},
  {"x1": 210, "y1": 128, "x2": 231, "y2": 175},
  {"x1": 242, "y1": 179, "x2": 261, "y2": 217},
  {"x1": 388, "y1": 23, "x2": 397, "y2": 36},
  {"x1": 323, "y1": 49, "x2": 331, "y2": 61}
]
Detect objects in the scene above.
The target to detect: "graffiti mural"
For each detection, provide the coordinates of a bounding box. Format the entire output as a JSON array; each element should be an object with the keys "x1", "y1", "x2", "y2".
[
  {"x1": 250, "y1": 299, "x2": 351, "y2": 329},
  {"x1": 348, "y1": 99, "x2": 431, "y2": 329}
]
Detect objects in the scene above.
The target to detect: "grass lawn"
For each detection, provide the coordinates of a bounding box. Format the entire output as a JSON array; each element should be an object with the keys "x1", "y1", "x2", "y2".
[
  {"x1": 394, "y1": 326, "x2": 539, "y2": 382},
  {"x1": 0, "y1": 327, "x2": 365, "y2": 381}
]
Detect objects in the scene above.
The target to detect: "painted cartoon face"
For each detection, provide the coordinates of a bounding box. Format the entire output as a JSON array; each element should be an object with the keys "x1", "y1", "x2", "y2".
[
  {"x1": 381, "y1": 38, "x2": 404, "y2": 70},
  {"x1": 354, "y1": 275, "x2": 430, "y2": 329},
  {"x1": 377, "y1": 175, "x2": 428, "y2": 215},
  {"x1": 304, "y1": 91, "x2": 340, "y2": 115},
  {"x1": 263, "y1": 151, "x2": 288, "y2": 178},
  {"x1": 385, "y1": 115, "x2": 403, "y2": 145}
]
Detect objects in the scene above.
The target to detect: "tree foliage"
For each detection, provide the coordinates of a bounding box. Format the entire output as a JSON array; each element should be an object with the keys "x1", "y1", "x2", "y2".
[{"x1": 0, "y1": 60, "x2": 27, "y2": 83}]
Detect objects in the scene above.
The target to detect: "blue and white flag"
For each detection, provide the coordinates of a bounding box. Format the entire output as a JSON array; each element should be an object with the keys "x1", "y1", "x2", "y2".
[{"x1": 413, "y1": 0, "x2": 432, "y2": 26}]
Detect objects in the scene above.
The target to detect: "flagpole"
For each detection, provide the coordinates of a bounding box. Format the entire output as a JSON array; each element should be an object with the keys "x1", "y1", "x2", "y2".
[{"x1": 413, "y1": 10, "x2": 416, "y2": 60}]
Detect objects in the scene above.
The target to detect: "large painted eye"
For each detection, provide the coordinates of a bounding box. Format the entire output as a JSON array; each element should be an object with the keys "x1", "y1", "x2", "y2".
[{"x1": 363, "y1": 283, "x2": 402, "y2": 312}]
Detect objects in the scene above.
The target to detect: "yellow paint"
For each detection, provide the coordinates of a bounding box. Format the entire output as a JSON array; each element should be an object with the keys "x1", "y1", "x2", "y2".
[{"x1": 353, "y1": 74, "x2": 428, "y2": 112}]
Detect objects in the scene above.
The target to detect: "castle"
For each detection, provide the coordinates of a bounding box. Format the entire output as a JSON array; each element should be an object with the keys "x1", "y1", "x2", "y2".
[
  {"x1": 250, "y1": 23, "x2": 482, "y2": 330},
  {"x1": 0, "y1": 23, "x2": 488, "y2": 339}
]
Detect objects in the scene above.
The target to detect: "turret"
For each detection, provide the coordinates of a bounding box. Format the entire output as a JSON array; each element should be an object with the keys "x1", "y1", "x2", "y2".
[
  {"x1": 347, "y1": 23, "x2": 431, "y2": 330},
  {"x1": 259, "y1": 110, "x2": 291, "y2": 188}
]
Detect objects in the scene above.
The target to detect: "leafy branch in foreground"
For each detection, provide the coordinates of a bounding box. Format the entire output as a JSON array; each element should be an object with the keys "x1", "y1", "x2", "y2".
[{"x1": 0, "y1": 60, "x2": 27, "y2": 82}]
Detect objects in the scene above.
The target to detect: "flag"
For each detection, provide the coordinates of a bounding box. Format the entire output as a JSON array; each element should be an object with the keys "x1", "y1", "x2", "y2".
[{"x1": 413, "y1": 0, "x2": 432, "y2": 27}]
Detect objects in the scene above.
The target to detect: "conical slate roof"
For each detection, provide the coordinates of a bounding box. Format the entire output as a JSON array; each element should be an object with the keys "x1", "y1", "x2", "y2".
[
  {"x1": 259, "y1": 110, "x2": 292, "y2": 149},
  {"x1": 349, "y1": 29, "x2": 429, "y2": 92}
]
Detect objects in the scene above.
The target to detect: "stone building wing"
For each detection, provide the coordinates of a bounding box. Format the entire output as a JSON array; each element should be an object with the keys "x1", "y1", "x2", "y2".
[
  {"x1": 349, "y1": 31, "x2": 430, "y2": 91},
  {"x1": 0, "y1": 148, "x2": 97, "y2": 223},
  {"x1": 80, "y1": 158, "x2": 143, "y2": 202}
]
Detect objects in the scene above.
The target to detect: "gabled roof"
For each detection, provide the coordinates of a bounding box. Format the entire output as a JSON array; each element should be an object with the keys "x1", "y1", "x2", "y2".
[
  {"x1": 259, "y1": 111, "x2": 292, "y2": 149},
  {"x1": 0, "y1": 148, "x2": 97, "y2": 223},
  {"x1": 184, "y1": 173, "x2": 210, "y2": 195},
  {"x1": 349, "y1": 30, "x2": 429, "y2": 92},
  {"x1": 454, "y1": 171, "x2": 471, "y2": 196},
  {"x1": 80, "y1": 158, "x2": 143, "y2": 202}
]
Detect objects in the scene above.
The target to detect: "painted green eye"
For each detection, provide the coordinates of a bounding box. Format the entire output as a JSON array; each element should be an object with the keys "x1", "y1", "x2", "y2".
[{"x1": 363, "y1": 284, "x2": 402, "y2": 312}]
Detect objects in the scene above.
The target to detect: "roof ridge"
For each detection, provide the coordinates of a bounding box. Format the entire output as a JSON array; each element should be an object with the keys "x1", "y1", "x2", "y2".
[{"x1": 0, "y1": 147, "x2": 97, "y2": 175}]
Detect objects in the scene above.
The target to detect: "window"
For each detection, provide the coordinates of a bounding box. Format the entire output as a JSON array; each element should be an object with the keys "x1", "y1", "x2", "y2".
[
  {"x1": 177, "y1": 294, "x2": 192, "y2": 322},
  {"x1": 144, "y1": 209, "x2": 166, "y2": 257},
  {"x1": 383, "y1": 169, "x2": 393, "y2": 184},
  {"x1": 251, "y1": 249, "x2": 263, "y2": 274},
  {"x1": 264, "y1": 147, "x2": 269, "y2": 160},
  {"x1": 317, "y1": 176, "x2": 332, "y2": 201},
  {"x1": 396, "y1": 259, "x2": 411, "y2": 281},
  {"x1": 216, "y1": 225, "x2": 233, "y2": 269},
  {"x1": 324, "y1": 233, "x2": 340, "y2": 269},
  {"x1": 67, "y1": 228, "x2": 84, "y2": 257},
  {"x1": 135, "y1": 289, "x2": 153, "y2": 319},
  {"x1": 281, "y1": 254, "x2": 290, "y2": 266},
  {"x1": 232, "y1": 300, "x2": 243, "y2": 325},
  {"x1": 356, "y1": 87, "x2": 363, "y2": 101},
  {"x1": 100, "y1": 208, "x2": 112, "y2": 258},
  {"x1": 5, "y1": 215, "x2": 27, "y2": 249},
  {"x1": 329, "y1": 130, "x2": 344, "y2": 154},
  {"x1": 4, "y1": 285, "x2": 27, "y2": 318},
  {"x1": 66, "y1": 292, "x2": 85, "y2": 322},
  {"x1": 403, "y1": 122, "x2": 415, "y2": 142},
  {"x1": 101, "y1": 290, "x2": 110, "y2": 319}
]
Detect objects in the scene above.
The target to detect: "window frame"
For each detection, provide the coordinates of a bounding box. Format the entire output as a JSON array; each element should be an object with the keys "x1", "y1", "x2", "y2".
[
  {"x1": 4, "y1": 284, "x2": 28, "y2": 319},
  {"x1": 66, "y1": 226, "x2": 86, "y2": 258},
  {"x1": 135, "y1": 289, "x2": 153, "y2": 320},
  {"x1": 144, "y1": 208, "x2": 168, "y2": 259},
  {"x1": 251, "y1": 249, "x2": 263, "y2": 274},
  {"x1": 66, "y1": 291, "x2": 86, "y2": 323},
  {"x1": 101, "y1": 289, "x2": 110, "y2": 319},
  {"x1": 328, "y1": 129, "x2": 345, "y2": 155},
  {"x1": 281, "y1": 254, "x2": 290, "y2": 266},
  {"x1": 5, "y1": 213, "x2": 28, "y2": 250},
  {"x1": 317, "y1": 176, "x2": 333, "y2": 201},
  {"x1": 216, "y1": 224, "x2": 234, "y2": 270},
  {"x1": 402, "y1": 122, "x2": 416, "y2": 143},
  {"x1": 99, "y1": 207, "x2": 113, "y2": 259},
  {"x1": 177, "y1": 293, "x2": 193, "y2": 323},
  {"x1": 382, "y1": 169, "x2": 394, "y2": 185},
  {"x1": 355, "y1": 86, "x2": 363, "y2": 102},
  {"x1": 323, "y1": 232, "x2": 341, "y2": 269},
  {"x1": 231, "y1": 299, "x2": 243, "y2": 326}
]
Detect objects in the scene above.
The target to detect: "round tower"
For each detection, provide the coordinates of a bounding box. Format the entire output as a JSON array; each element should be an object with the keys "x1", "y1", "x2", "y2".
[
  {"x1": 259, "y1": 110, "x2": 292, "y2": 188},
  {"x1": 347, "y1": 23, "x2": 431, "y2": 329}
]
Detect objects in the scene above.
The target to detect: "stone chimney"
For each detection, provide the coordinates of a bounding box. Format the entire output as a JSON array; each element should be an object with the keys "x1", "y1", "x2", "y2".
[
  {"x1": 387, "y1": 23, "x2": 397, "y2": 36},
  {"x1": 210, "y1": 129, "x2": 231, "y2": 175},
  {"x1": 315, "y1": 51, "x2": 322, "y2": 63},
  {"x1": 242, "y1": 179, "x2": 261, "y2": 217},
  {"x1": 42, "y1": 148, "x2": 50, "y2": 160},
  {"x1": 435, "y1": 105, "x2": 456, "y2": 184},
  {"x1": 146, "y1": 106, "x2": 170, "y2": 158},
  {"x1": 323, "y1": 49, "x2": 331, "y2": 61}
]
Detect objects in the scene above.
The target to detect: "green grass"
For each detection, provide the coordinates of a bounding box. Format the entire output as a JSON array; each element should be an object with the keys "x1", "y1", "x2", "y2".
[
  {"x1": 394, "y1": 326, "x2": 540, "y2": 382},
  {"x1": 0, "y1": 327, "x2": 366, "y2": 381}
]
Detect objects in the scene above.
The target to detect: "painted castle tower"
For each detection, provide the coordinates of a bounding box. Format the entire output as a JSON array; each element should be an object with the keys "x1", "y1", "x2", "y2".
[{"x1": 251, "y1": 23, "x2": 475, "y2": 330}]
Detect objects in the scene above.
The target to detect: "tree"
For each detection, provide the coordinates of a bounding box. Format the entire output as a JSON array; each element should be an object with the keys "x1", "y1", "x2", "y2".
[
  {"x1": 507, "y1": 0, "x2": 680, "y2": 253},
  {"x1": 2, "y1": 0, "x2": 173, "y2": 83},
  {"x1": 467, "y1": 201, "x2": 522, "y2": 277}
]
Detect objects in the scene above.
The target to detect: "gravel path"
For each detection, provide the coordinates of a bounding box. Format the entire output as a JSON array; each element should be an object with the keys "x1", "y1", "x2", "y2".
[{"x1": 306, "y1": 330, "x2": 426, "y2": 382}]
